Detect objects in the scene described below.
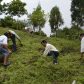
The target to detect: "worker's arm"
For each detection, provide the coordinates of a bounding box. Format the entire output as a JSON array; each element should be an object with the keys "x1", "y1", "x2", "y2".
[
  {"x1": 3, "y1": 44, "x2": 11, "y2": 53},
  {"x1": 43, "y1": 46, "x2": 50, "y2": 56},
  {"x1": 15, "y1": 34, "x2": 23, "y2": 46},
  {"x1": 18, "y1": 39, "x2": 23, "y2": 46}
]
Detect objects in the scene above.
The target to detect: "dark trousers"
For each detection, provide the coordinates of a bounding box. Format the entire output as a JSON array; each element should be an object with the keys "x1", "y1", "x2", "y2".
[
  {"x1": 12, "y1": 44, "x2": 17, "y2": 52},
  {"x1": 11, "y1": 34, "x2": 17, "y2": 52},
  {"x1": 48, "y1": 51, "x2": 59, "y2": 63}
]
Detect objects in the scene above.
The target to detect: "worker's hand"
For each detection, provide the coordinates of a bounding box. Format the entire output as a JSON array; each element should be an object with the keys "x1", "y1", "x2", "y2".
[
  {"x1": 40, "y1": 53, "x2": 46, "y2": 57},
  {"x1": 38, "y1": 48, "x2": 44, "y2": 52},
  {"x1": 8, "y1": 49, "x2": 12, "y2": 54},
  {"x1": 40, "y1": 53, "x2": 43, "y2": 55},
  {"x1": 20, "y1": 43, "x2": 23, "y2": 47}
]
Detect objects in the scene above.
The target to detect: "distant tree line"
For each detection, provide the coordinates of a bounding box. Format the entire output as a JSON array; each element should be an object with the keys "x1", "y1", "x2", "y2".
[
  {"x1": 0, "y1": 0, "x2": 26, "y2": 30},
  {"x1": 0, "y1": 0, "x2": 84, "y2": 37},
  {"x1": 53, "y1": 25, "x2": 83, "y2": 40}
]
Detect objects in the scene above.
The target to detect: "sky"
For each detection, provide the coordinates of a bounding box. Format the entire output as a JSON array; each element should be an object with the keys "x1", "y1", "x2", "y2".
[{"x1": 2, "y1": 0, "x2": 72, "y2": 36}]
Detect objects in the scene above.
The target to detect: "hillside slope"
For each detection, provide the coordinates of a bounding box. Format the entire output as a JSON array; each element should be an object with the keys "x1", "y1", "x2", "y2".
[{"x1": 0, "y1": 27, "x2": 84, "y2": 84}]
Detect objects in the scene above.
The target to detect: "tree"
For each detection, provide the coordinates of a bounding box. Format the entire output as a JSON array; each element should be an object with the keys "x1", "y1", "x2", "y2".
[
  {"x1": 71, "y1": 0, "x2": 84, "y2": 27},
  {"x1": 2, "y1": 0, "x2": 27, "y2": 29},
  {"x1": 0, "y1": 0, "x2": 5, "y2": 15},
  {"x1": 0, "y1": 16, "x2": 14, "y2": 27},
  {"x1": 6, "y1": 0, "x2": 27, "y2": 17},
  {"x1": 63, "y1": 27, "x2": 70, "y2": 35},
  {"x1": 0, "y1": 0, "x2": 2, "y2": 14},
  {"x1": 49, "y1": 6, "x2": 64, "y2": 36},
  {"x1": 12, "y1": 20, "x2": 25, "y2": 30},
  {"x1": 0, "y1": 16, "x2": 25, "y2": 30},
  {"x1": 29, "y1": 4, "x2": 46, "y2": 34}
]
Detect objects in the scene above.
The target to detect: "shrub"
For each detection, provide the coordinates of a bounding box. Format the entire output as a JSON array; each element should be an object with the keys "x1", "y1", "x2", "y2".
[{"x1": 0, "y1": 16, "x2": 25, "y2": 30}]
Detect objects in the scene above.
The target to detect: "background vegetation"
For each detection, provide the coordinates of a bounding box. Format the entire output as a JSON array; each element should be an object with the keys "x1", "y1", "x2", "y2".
[
  {"x1": 0, "y1": 0, "x2": 84, "y2": 83},
  {"x1": 0, "y1": 27, "x2": 84, "y2": 84}
]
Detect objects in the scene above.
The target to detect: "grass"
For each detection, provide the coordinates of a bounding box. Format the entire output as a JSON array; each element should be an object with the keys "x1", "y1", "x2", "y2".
[{"x1": 0, "y1": 27, "x2": 84, "y2": 84}]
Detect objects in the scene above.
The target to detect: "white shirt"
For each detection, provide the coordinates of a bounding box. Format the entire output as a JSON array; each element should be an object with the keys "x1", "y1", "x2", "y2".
[
  {"x1": 81, "y1": 37, "x2": 84, "y2": 52},
  {"x1": 0, "y1": 35, "x2": 8, "y2": 45},
  {"x1": 8, "y1": 30, "x2": 20, "y2": 40},
  {"x1": 43, "y1": 43, "x2": 58, "y2": 56}
]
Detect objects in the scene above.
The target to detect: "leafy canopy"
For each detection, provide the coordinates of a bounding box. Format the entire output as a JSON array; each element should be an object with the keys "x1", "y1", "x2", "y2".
[
  {"x1": 30, "y1": 4, "x2": 46, "y2": 28},
  {"x1": 6, "y1": 0, "x2": 27, "y2": 17},
  {"x1": 0, "y1": 0, "x2": 4, "y2": 15},
  {"x1": 49, "y1": 6, "x2": 63, "y2": 33},
  {"x1": 71, "y1": 0, "x2": 84, "y2": 27}
]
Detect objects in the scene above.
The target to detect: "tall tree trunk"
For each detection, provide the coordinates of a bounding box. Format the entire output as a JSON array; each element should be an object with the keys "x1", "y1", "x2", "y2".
[
  {"x1": 39, "y1": 26, "x2": 41, "y2": 35},
  {"x1": 55, "y1": 26, "x2": 58, "y2": 37},
  {"x1": 55, "y1": 29, "x2": 57, "y2": 37},
  {"x1": 33, "y1": 26, "x2": 35, "y2": 32}
]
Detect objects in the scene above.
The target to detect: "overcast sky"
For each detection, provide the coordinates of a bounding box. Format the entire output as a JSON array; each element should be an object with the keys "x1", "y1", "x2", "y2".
[
  {"x1": 2, "y1": 0, "x2": 72, "y2": 36},
  {"x1": 24, "y1": 0, "x2": 71, "y2": 27}
]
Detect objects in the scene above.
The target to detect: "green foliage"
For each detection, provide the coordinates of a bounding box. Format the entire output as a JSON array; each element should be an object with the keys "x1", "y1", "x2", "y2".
[
  {"x1": 49, "y1": 6, "x2": 63, "y2": 35},
  {"x1": 56, "y1": 26, "x2": 83, "y2": 40},
  {"x1": 0, "y1": 27, "x2": 84, "y2": 84},
  {"x1": 0, "y1": 0, "x2": 27, "y2": 29},
  {"x1": 0, "y1": 16, "x2": 25, "y2": 30},
  {"x1": 0, "y1": 16, "x2": 14, "y2": 27},
  {"x1": 11, "y1": 20, "x2": 25, "y2": 30},
  {"x1": 0, "y1": 0, "x2": 4, "y2": 15},
  {"x1": 34, "y1": 31, "x2": 46, "y2": 36},
  {"x1": 6, "y1": 0, "x2": 27, "y2": 17},
  {"x1": 29, "y1": 4, "x2": 46, "y2": 33},
  {"x1": 71, "y1": 0, "x2": 84, "y2": 27}
]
